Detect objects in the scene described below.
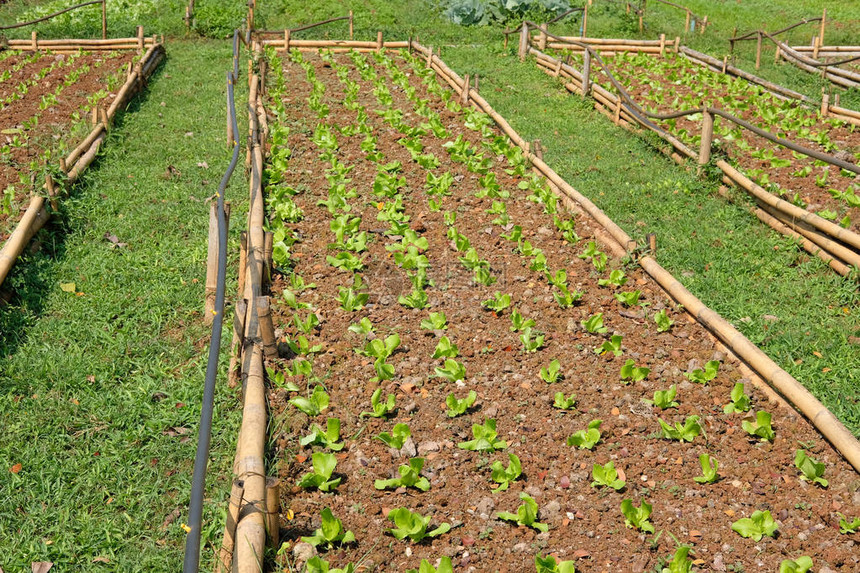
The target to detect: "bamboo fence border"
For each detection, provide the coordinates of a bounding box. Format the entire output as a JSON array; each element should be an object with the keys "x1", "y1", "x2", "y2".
[
  {"x1": 526, "y1": 32, "x2": 860, "y2": 275},
  {"x1": 225, "y1": 36, "x2": 860, "y2": 573},
  {"x1": 0, "y1": 37, "x2": 165, "y2": 288}
]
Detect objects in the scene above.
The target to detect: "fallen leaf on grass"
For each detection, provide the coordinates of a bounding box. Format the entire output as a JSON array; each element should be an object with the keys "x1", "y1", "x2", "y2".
[
  {"x1": 31, "y1": 563, "x2": 53, "y2": 573},
  {"x1": 92, "y1": 557, "x2": 110, "y2": 564},
  {"x1": 60, "y1": 282, "x2": 76, "y2": 293},
  {"x1": 10, "y1": 463, "x2": 21, "y2": 473},
  {"x1": 103, "y1": 232, "x2": 128, "y2": 249},
  {"x1": 197, "y1": 161, "x2": 209, "y2": 169}
]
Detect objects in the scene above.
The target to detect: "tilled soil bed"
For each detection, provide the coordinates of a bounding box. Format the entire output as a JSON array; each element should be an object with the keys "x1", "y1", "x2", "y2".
[
  {"x1": 554, "y1": 50, "x2": 860, "y2": 236},
  {"x1": 259, "y1": 47, "x2": 860, "y2": 572}
]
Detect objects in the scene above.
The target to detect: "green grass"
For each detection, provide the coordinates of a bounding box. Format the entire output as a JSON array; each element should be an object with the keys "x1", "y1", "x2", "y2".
[{"x1": 0, "y1": 39, "x2": 246, "y2": 570}]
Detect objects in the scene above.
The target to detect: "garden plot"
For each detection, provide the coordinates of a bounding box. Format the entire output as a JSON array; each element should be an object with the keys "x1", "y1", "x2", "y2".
[
  {"x1": 260, "y1": 47, "x2": 860, "y2": 572},
  {"x1": 564, "y1": 50, "x2": 860, "y2": 234},
  {"x1": 0, "y1": 48, "x2": 136, "y2": 241}
]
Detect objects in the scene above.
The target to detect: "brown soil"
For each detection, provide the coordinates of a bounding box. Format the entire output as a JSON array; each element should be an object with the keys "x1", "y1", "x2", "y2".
[
  {"x1": 579, "y1": 52, "x2": 860, "y2": 234},
  {"x1": 0, "y1": 50, "x2": 134, "y2": 242},
  {"x1": 261, "y1": 50, "x2": 860, "y2": 572}
]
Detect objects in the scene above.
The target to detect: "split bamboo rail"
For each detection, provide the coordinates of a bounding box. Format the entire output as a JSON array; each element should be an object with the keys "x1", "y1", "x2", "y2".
[{"x1": 0, "y1": 37, "x2": 165, "y2": 288}]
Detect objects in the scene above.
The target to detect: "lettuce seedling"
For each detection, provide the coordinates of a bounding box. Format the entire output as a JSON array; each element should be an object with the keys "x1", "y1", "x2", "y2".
[
  {"x1": 581, "y1": 313, "x2": 608, "y2": 334},
  {"x1": 283, "y1": 288, "x2": 312, "y2": 310},
  {"x1": 294, "y1": 312, "x2": 320, "y2": 334},
  {"x1": 375, "y1": 457, "x2": 430, "y2": 491},
  {"x1": 301, "y1": 418, "x2": 344, "y2": 451},
  {"x1": 658, "y1": 415, "x2": 701, "y2": 442},
  {"x1": 290, "y1": 385, "x2": 330, "y2": 416},
  {"x1": 779, "y1": 557, "x2": 813, "y2": 573},
  {"x1": 723, "y1": 382, "x2": 751, "y2": 414},
  {"x1": 693, "y1": 453, "x2": 719, "y2": 484},
  {"x1": 326, "y1": 251, "x2": 365, "y2": 272},
  {"x1": 684, "y1": 360, "x2": 719, "y2": 384},
  {"x1": 474, "y1": 266, "x2": 497, "y2": 286},
  {"x1": 301, "y1": 507, "x2": 356, "y2": 549},
  {"x1": 591, "y1": 461, "x2": 625, "y2": 491},
  {"x1": 267, "y1": 366, "x2": 301, "y2": 391},
  {"x1": 286, "y1": 335, "x2": 323, "y2": 356},
  {"x1": 297, "y1": 452, "x2": 341, "y2": 492},
  {"x1": 387, "y1": 508, "x2": 451, "y2": 542},
  {"x1": 510, "y1": 308, "x2": 536, "y2": 332},
  {"x1": 426, "y1": 171, "x2": 454, "y2": 196},
  {"x1": 554, "y1": 284, "x2": 583, "y2": 308},
  {"x1": 661, "y1": 546, "x2": 693, "y2": 573},
  {"x1": 459, "y1": 419, "x2": 507, "y2": 451},
  {"x1": 553, "y1": 392, "x2": 576, "y2": 410},
  {"x1": 443, "y1": 211, "x2": 457, "y2": 226},
  {"x1": 520, "y1": 327, "x2": 545, "y2": 353},
  {"x1": 596, "y1": 335, "x2": 623, "y2": 357},
  {"x1": 794, "y1": 449, "x2": 828, "y2": 487},
  {"x1": 361, "y1": 388, "x2": 396, "y2": 418},
  {"x1": 621, "y1": 499, "x2": 655, "y2": 533},
  {"x1": 338, "y1": 286, "x2": 368, "y2": 312},
  {"x1": 432, "y1": 336, "x2": 459, "y2": 359},
  {"x1": 497, "y1": 493, "x2": 549, "y2": 532},
  {"x1": 598, "y1": 269, "x2": 627, "y2": 288},
  {"x1": 620, "y1": 359, "x2": 650, "y2": 383},
  {"x1": 406, "y1": 557, "x2": 454, "y2": 573},
  {"x1": 742, "y1": 411, "x2": 775, "y2": 442},
  {"x1": 446, "y1": 390, "x2": 477, "y2": 417},
  {"x1": 447, "y1": 227, "x2": 471, "y2": 252},
  {"x1": 348, "y1": 317, "x2": 374, "y2": 336},
  {"x1": 377, "y1": 423, "x2": 411, "y2": 450},
  {"x1": 305, "y1": 556, "x2": 355, "y2": 573},
  {"x1": 647, "y1": 385, "x2": 679, "y2": 409},
  {"x1": 731, "y1": 510, "x2": 778, "y2": 541},
  {"x1": 501, "y1": 225, "x2": 522, "y2": 242},
  {"x1": 482, "y1": 292, "x2": 511, "y2": 313},
  {"x1": 837, "y1": 514, "x2": 860, "y2": 534},
  {"x1": 568, "y1": 419, "x2": 602, "y2": 449},
  {"x1": 435, "y1": 358, "x2": 466, "y2": 382},
  {"x1": 535, "y1": 554, "x2": 576, "y2": 573},
  {"x1": 290, "y1": 359, "x2": 314, "y2": 382},
  {"x1": 398, "y1": 288, "x2": 428, "y2": 309},
  {"x1": 654, "y1": 309, "x2": 674, "y2": 332},
  {"x1": 540, "y1": 359, "x2": 562, "y2": 383},
  {"x1": 491, "y1": 453, "x2": 522, "y2": 492},
  {"x1": 614, "y1": 291, "x2": 642, "y2": 307},
  {"x1": 420, "y1": 311, "x2": 447, "y2": 330},
  {"x1": 359, "y1": 334, "x2": 400, "y2": 382}
]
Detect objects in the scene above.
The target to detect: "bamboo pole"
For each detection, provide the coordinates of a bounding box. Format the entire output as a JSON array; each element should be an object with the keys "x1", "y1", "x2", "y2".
[
  {"x1": 67, "y1": 132, "x2": 106, "y2": 183},
  {"x1": 205, "y1": 202, "x2": 231, "y2": 324},
  {"x1": 256, "y1": 296, "x2": 278, "y2": 359},
  {"x1": 349, "y1": 10, "x2": 354, "y2": 39},
  {"x1": 582, "y1": 3, "x2": 588, "y2": 37},
  {"x1": 684, "y1": 10, "x2": 690, "y2": 34},
  {"x1": 659, "y1": 33, "x2": 665, "y2": 57},
  {"x1": 101, "y1": 0, "x2": 107, "y2": 39},
  {"x1": 376, "y1": 30, "x2": 383, "y2": 51},
  {"x1": 265, "y1": 477, "x2": 280, "y2": 547},
  {"x1": 538, "y1": 23, "x2": 547, "y2": 51},
  {"x1": 263, "y1": 231, "x2": 273, "y2": 288},
  {"x1": 820, "y1": 92, "x2": 830, "y2": 117},
  {"x1": 214, "y1": 480, "x2": 244, "y2": 573},
  {"x1": 755, "y1": 31, "x2": 762, "y2": 70},
  {"x1": 698, "y1": 110, "x2": 713, "y2": 165},
  {"x1": 460, "y1": 74, "x2": 470, "y2": 105},
  {"x1": 45, "y1": 175, "x2": 58, "y2": 212},
  {"x1": 518, "y1": 23, "x2": 529, "y2": 62},
  {"x1": 228, "y1": 299, "x2": 247, "y2": 389},
  {"x1": 65, "y1": 124, "x2": 105, "y2": 168},
  {"x1": 761, "y1": 203, "x2": 860, "y2": 268},
  {"x1": 0, "y1": 196, "x2": 49, "y2": 286},
  {"x1": 581, "y1": 49, "x2": 591, "y2": 98},
  {"x1": 31, "y1": 31, "x2": 37, "y2": 50}
]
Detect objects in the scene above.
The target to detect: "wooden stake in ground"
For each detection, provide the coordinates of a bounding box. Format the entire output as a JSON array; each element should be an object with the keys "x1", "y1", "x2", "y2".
[
  {"x1": 205, "y1": 201, "x2": 230, "y2": 325},
  {"x1": 376, "y1": 30, "x2": 383, "y2": 51},
  {"x1": 460, "y1": 74, "x2": 470, "y2": 105},
  {"x1": 518, "y1": 22, "x2": 529, "y2": 62},
  {"x1": 755, "y1": 31, "x2": 762, "y2": 70},
  {"x1": 582, "y1": 49, "x2": 592, "y2": 97},
  {"x1": 101, "y1": 0, "x2": 107, "y2": 39},
  {"x1": 228, "y1": 299, "x2": 247, "y2": 389},
  {"x1": 256, "y1": 296, "x2": 278, "y2": 359},
  {"x1": 214, "y1": 480, "x2": 244, "y2": 573},
  {"x1": 538, "y1": 23, "x2": 547, "y2": 51},
  {"x1": 265, "y1": 478, "x2": 280, "y2": 548},
  {"x1": 582, "y1": 3, "x2": 588, "y2": 37},
  {"x1": 698, "y1": 109, "x2": 714, "y2": 166}
]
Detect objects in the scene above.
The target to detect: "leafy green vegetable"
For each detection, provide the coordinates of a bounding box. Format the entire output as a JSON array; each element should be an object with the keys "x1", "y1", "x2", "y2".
[
  {"x1": 420, "y1": 311, "x2": 447, "y2": 330},
  {"x1": 731, "y1": 510, "x2": 778, "y2": 541},
  {"x1": 432, "y1": 336, "x2": 459, "y2": 359},
  {"x1": 598, "y1": 269, "x2": 627, "y2": 288},
  {"x1": 620, "y1": 499, "x2": 655, "y2": 533},
  {"x1": 445, "y1": 391, "x2": 477, "y2": 417},
  {"x1": 620, "y1": 359, "x2": 650, "y2": 383},
  {"x1": 778, "y1": 557, "x2": 813, "y2": 573},
  {"x1": 387, "y1": 508, "x2": 451, "y2": 542},
  {"x1": 553, "y1": 391, "x2": 576, "y2": 410},
  {"x1": 361, "y1": 388, "x2": 396, "y2": 418},
  {"x1": 837, "y1": 513, "x2": 860, "y2": 534},
  {"x1": 305, "y1": 556, "x2": 355, "y2": 573},
  {"x1": 301, "y1": 507, "x2": 355, "y2": 548},
  {"x1": 459, "y1": 419, "x2": 507, "y2": 451},
  {"x1": 684, "y1": 360, "x2": 719, "y2": 384},
  {"x1": 435, "y1": 358, "x2": 466, "y2": 382},
  {"x1": 535, "y1": 554, "x2": 577, "y2": 573},
  {"x1": 510, "y1": 308, "x2": 536, "y2": 331},
  {"x1": 647, "y1": 385, "x2": 679, "y2": 409},
  {"x1": 591, "y1": 461, "x2": 625, "y2": 490},
  {"x1": 742, "y1": 411, "x2": 775, "y2": 441},
  {"x1": 661, "y1": 546, "x2": 693, "y2": 573},
  {"x1": 614, "y1": 291, "x2": 641, "y2": 306},
  {"x1": 300, "y1": 417, "x2": 344, "y2": 451},
  {"x1": 290, "y1": 385, "x2": 330, "y2": 417},
  {"x1": 497, "y1": 493, "x2": 548, "y2": 532},
  {"x1": 375, "y1": 457, "x2": 430, "y2": 492},
  {"x1": 297, "y1": 452, "x2": 341, "y2": 492},
  {"x1": 490, "y1": 453, "x2": 522, "y2": 492},
  {"x1": 723, "y1": 382, "x2": 751, "y2": 414},
  {"x1": 582, "y1": 313, "x2": 608, "y2": 334},
  {"x1": 405, "y1": 557, "x2": 454, "y2": 573},
  {"x1": 540, "y1": 359, "x2": 562, "y2": 383},
  {"x1": 348, "y1": 317, "x2": 374, "y2": 336},
  {"x1": 377, "y1": 423, "x2": 411, "y2": 450},
  {"x1": 693, "y1": 453, "x2": 719, "y2": 484},
  {"x1": 658, "y1": 415, "x2": 701, "y2": 442},
  {"x1": 482, "y1": 291, "x2": 512, "y2": 313},
  {"x1": 654, "y1": 309, "x2": 674, "y2": 332},
  {"x1": 794, "y1": 449, "x2": 828, "y2": 487},
  {"x1": 338, "y1": 286, "x2": 368, "y2": 312},
  {"x1": 567, "y1": 419, "x2": 602, "y2": 449},
  {"x1": 595, "y1": 335, "x2": 623, "y2": 357}
]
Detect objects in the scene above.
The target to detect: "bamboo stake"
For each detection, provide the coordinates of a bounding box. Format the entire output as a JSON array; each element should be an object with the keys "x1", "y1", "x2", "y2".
[
  {"x1": 101, "y1": 0, "x2": 107, "y2": 39},
  {"x1": 0, "y1": 196, "x2": 48, "y2": 286},
  {"x1": 263, "y1": 231, "x2": 273, "y2": 289},
  {"x1": 460, "y1": 74, "x2": 470, "y2": 105},
  {"x1": 582, "y1": 3, "x2": 588, "y2": 37},
  {"x1": 755, "y1": 31, "x2": 762, "y2": 70},
  {"x1": 817, "y1": 9, "x2": 826, "y2": 57},
  {"x1": 518, "y1": 23, "x2": 529, "y2": 62},
  {"x1": 256, "y1": 296, "x2": 278, "y2": 359},
  {"x1": 774, "y1": 44, "x2": 781, "y2": 64},
  {"x1": 67, "y1": 132, "x2": 106, "y2": 183},
  {"x1": 613, "y1": 97, "x2": 622, "y2": 125},
  {"x1": 228, "y1": 299, "x2": 247, "y2": 389},
  {"x1": 283, "y1": 29, "x2": 290, "y2": 52},
  {"x1": 265, "y1": 477, "x2": 280, "y2": 548},
  {"x1": 538, "y1": 23, "x2": 547, "y2": 51},
  {"x1": 700, "y1": 15, "x2": 707, "y2": 34},
  {"x1": 674, "y1": 36, "x2": 680, "y2": 53},
  {"x1": 349, "y1": 10, "x2": 354, "y2": 39},
  {"x1": 821, "y1": 92, "x2": 830, "y2": 117},
  {"x1": 205, "y1": 202, "x2": 231, "y2": 324},
  {"x1": 376, "y1": 31, "x2": 383, "y2": 51},
  {"x1": 582, "y1": 49, "x2": 591, "y2": 98},
  {"x1": 659, "y1": 33, "x2": 665, "y2": 57},
  {"x1": 214, "y1": 480, "x2": 244, "y2": 573},
  {"x1": 136, "y1": 25, "x2": 144, "y2": 54},
  {"x1": 699, "y1": 109, "x2": 714, "y2": 166},
  {"x1": 684, "y1": 10, "x2": 690, "y2": 34},
  {"x1": 31, "y1": 31, "x2": 37, "y2": 50},
  {"x1": 45, "y1": 175, "x2": 58, "y2": 211},
  {"x1": 66, "y1": 124, "x2": 105, "y2": 168}
]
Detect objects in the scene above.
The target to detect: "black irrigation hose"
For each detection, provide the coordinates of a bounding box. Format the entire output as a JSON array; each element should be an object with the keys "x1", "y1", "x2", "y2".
[
  {"x1": 0, "y1": 0, "x2": 102, "y2": 30},
  {"x1": 730, "y1": 17, "x2": 822, "y2": 43},
  {"x1": 528, "y1": 25, "x2": 860, "y2": 174},
  {"x1": 182, "y1": 29, "x2": 241, "y2": 573}
]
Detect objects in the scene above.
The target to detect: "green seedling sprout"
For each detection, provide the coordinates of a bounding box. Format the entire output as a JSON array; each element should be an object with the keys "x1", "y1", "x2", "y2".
[
  {"x1": 361, "y1": 388, "x2": 396, "y2": 418},
  {"x1": 837, "y1": 514, "x2": 860, "y2": 534},
  {"x1": 794, "y1": 449, "x2": 828, "y2": 487},
  {"x1": 482, "y1": 291, "x2": 512, "y2": 313},
  {"x1": 582, "y1": 313, "x2": 608, "y2": 334},
  {"x1": 432, "y1": 336, "x2": 459, "y2": 359},
  {"x1": 375, "y1": 457, "x2": 430, "y2": 491},
  {"x1": 723, "y1": 382, "x2": 751, "y2": 414},
  {"x1": 693, "y1": 454, "x2": 719, "y2": 484},
  {"x1": 614, "y1": 291, "x2": 641, "y2": 307},
  {"x1": 497, "y1": 493, "x2": 549, "y2": 532},
  {"x1": 458, "y1": 419, "x2": 507, "y2": 451},
  {"x1": 591, "y1": 461, "x2": 625, "y2": 491},
  {"x1": 520, "y1": 327, "x2": 545, "y2": 353},
  {"x1": 779, "y1": 557, "x2": 813, "y2": 573},
  {"x1": 742, "y1": 411, "x2": 775, "y2": 442},
  {"x1": 654, "y1": 309, "x2": 673, "y2": 332},
  {"x1": 647, "y1": 385, "x2": 679, "y2": 409},
  {"x1": 658, "y1": 415, "x2": 702, "y2": 442},
  {"x1": 731, "y1": 510, "x2": 778, "y2": 541},
  {"x1": 661, "y1": 546, "x2": 694, "y2": 573},
  {"x1": 540, "y1": 359, "x2": 562, "y2": 383},
  {"x1": 300, "y1": 418, "x2": 344, "y2": 451},
  {"x1": 620, "y1": 359, "x2": 650, "y2": 383},
  {"x1": 598, "y1": 269, "x2": 627, "y2": 287},
  {"x1": 420, "y1": 311, "x2": 447, "y2": 330},
  {"x1": 406, "y1": 557, "x2": 454, "y2": 573},
  {"x1": 435, "y1": 358, "x2": 466, "y2": 382},
  {"x1": 490, "y1": 453, "x2": 522, "y2": 492},
  {"x1": 290, "y1": 385, "x2": 330, "y2": 417},
  {"x1": 387, "y1": 508, "x2": 451, "y2": 542},
  {"x1": 511, "y1": 308, "x2": 536, "y2": 332},
  {"x1": 305, "y1": 556, "x2": 355, "y2": 573},
  {"x1": 553, "y1": 392, "x2": 576, "y2": 410},
  {"x1": 297, "y1": 452, "x2": 341, "y2": 492},
  {"x1": 596, "y1": 335, "x2": 623, "y2": 357},
  {"x1": 621, "y1": 499, "x2": 655, "y2": 533},
  {"x1": 568, "y1": 419, "x2": 602, "y2": 449},
  {"x1": 348, "y1": 317, "x2": 374, "y2": 336},
  {"x1": 535, "y1": 554, "x2": 577, "y2": 573},
  {"x1": 301, "y1": 507, "x2": 356, "y2": 549},
  {"x1": 445, "y1": 391, "x2": 477, "y2": 417},
  {"x1": 684, "y1": 360, "x2": 719, "y2": 384},
  {"x1": 377, "y1": 423, "x2": 411, "y2": 450}
]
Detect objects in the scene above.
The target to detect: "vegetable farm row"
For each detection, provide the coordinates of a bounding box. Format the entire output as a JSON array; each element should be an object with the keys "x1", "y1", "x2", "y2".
[
  {"x1": 552, "y1": 48, "x2": 860, "y2": 235},
  {"x1": 252, "y1": 44, "x2": 860, "y2": 573}
]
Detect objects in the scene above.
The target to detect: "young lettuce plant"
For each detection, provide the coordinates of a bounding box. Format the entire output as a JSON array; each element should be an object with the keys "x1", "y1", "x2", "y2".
[
  {"x1": 731, "y1": 510, "x2": 778, "y2": 541},
  {"x1": 684, "y1": 360, "x2": 719, "y2": 384},
  {"x1": 348, "y1": 317, "x2": 374, "y2": 336},
  {"x1": 654, "y1": 309, "x2": 674, "y2": 332},
  {"x1": 406, "y1": 557, "x2": 454, "y2": 573},
  {"x1": 497, "y1": 493, "x2": 549, "y2": 532},
  {"x1": 387, "y1": 508, "x2": 451, "y2": 542},
  {"x1": 290, "y1": 385, "x2": 330, "y2": 417},
  {"x1": 305, "y1": 556, "x2": 355, "y2": 573},
  {"x1": 693, "y1": 454, "x2": 719, "y2": 484},
  {"x1": 614, "y1": 291, "x2": 642, "y2": 307},
  {"x1": 778, "y1": 557, "x2": 813, "y2": 573},
  {"x1": 568, "y1": 419, "x2": 602, "y2": 449},
  {"x1": 482, "y1": 291, "x2": 511, "y2": 314},
  {"x1": 510, "y1": 308, "x2": 536, "y2": 332},
  {"x1": 435, "y1": 358, "x2": 466, "y2": 382},
  {"x1": 520, "y1": 327, "x2": 545, "y2": 353},
  {"x1": 490, "y1": 453, "x2": 522, "y2": 492},
  {"x1": 742, "y1": 411, "x2": 775, "y2": 442},
  {"x1": 445, "y1": 391, "x2": 477, "y2": 417},
  {"x1": 297, "y1": 452, "x2": 341, "y2": 492},
  {"x1": 338, "y1": 285, "x2": 369, "y2": 312},
  {"x1": 621, "y1": 499, "x2": 655, "y2": 533},
  {"x1": 301, "y1": 418, "x2": 344, "y2": 451},
  {"x1": 375, "y1": 457, "x2": 430, "y2": 492},
  {"x1": 620, "y1": 359, "x2": 650, "y2": 383},
  {"x1": 540, "y1": 359, "x2": 562, "y2": 383},
  {"x1": 358, "y1": 333, "x2": 400, "y2": 382},
  {"x1": 591, "y1": 461, "x2": 626, "y2": 491},
  {"x1": 535, "y1": 554, "x2": 576, "y2": 573},
  {"x1": 301, "y1": 507, "x2": 356, "y2": 549},
  {"x1": 581, "y1": 313, "x2": 608, "y2": 334},
  {"x1": 432, "y1": 336, "x2": 459, "y2": 359},
  {"x1": 661, "y1": 546, "x2": 694, "y2": 573},
  {"x1": 459, "y1": 419, "x2": 507, "y2": 451},
  {"x1": 553, "y1": 391, "x2": 577, "y2": 410},
  {"x1": 723, "y1": 382, "x2": 751, "y2": 413},
  {"x1": 794, "y1": 450, "x2": 828, "y2": 487},
  {"x1": 598, "y1": 269, "x2": 627, "y2": 288},
  {"x1": 377, "y1": 423, "x2": 411, "y2": 450},
  {"x1": 658, "y1": 415, "x2": 702, "y2": 442},
  {"x1": 646, "y1": 385, "x2": 679, "y2": 409},
  {"x1": 420, "y1": 311, "x2": 447, "y2": 331},
  {"x1": 838, "y1": 514, "x2": 860, "y2": 534},
  {"x1": 361, "y1": 388, "x2": 396, "y2": 418},
  {"x1": 596, "y1": 335, "x2": 623, "y2": 357}
]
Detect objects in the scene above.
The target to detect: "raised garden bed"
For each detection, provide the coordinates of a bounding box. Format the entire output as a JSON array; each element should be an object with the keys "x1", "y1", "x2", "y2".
[{"x1": 254, "y1": 46, "x2": 860, "y2": 572}]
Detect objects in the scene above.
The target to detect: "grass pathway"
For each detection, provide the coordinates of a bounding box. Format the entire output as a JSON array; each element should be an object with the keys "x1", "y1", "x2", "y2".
[{"x1": 0, "y1": 39, "x2": 244, "y2": 571}]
